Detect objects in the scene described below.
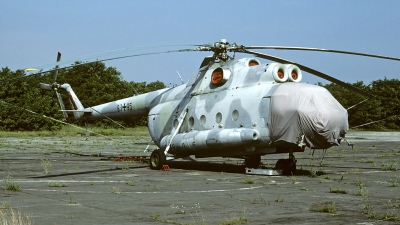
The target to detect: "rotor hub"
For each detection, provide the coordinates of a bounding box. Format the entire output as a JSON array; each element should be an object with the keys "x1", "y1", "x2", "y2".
[{"x1": 196, "y1": 39, "x2": 245, "y2": 62}]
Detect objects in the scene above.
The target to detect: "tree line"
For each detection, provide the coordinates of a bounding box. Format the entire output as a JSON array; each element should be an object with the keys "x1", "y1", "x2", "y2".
[
  {"x1": 0, "y1": 61, "x2": 165, "y2": 131},
  {"x1": 0, "y1": 61, "x2": 398, "y2": 131},
  {"x1": 320, "y1": 78, "x2": 399, "y2": 130}
]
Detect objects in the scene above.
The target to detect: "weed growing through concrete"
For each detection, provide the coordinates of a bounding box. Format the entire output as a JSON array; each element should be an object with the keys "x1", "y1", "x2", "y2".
[
  {"x1": 275, "y1": 187, "x2": 284, "y2": 202},
  {"x1": 382, "y1": 160, "x2": 398, "y2": 171},
  {"x1": 309, "y1": 167, "x2": 318, "y2": 178},
  {"x1": 122, "y1": 162, "x2": 130, "y2": 171},
  {"x1": 218, "y1": 211, "x2": 249, "y2": 225},
  {"x1": 355, "y1": 177, "x2": 369, "y2": 188},
  {"x1": 3, "y1": 175, "x2": 20, "y2": 192},
  {"x1": 250, "y1": 194, "x2": 269, "y2": 205},
  {"x1": 110, "y1": 187, "x2": 121, "y2": 194},
  {"x1": 168, "y1": 203, "x2": 207, "y2": 224},
  {"x1": 309, "y1": 202, "x2": 336, "y2": 214},
  {"x1": 363, "y1": 195, "x2": 374, "y2": 217},
  {"x1": 356, "y1": 184, "x2": 368, "y2": 197},
  {"x1": 361, "y1": 158, "x2": 377, "y2": 167},
  {"x1": 151, "y1": 214, "x2": 179, "y2": 224},
  {"x1": 329, "y1": 186, "x2": 348, "y2": 194},
  {"x1": 348, "y1": 168, "x2": 363, "y2": 174},
  {"x1": 388, "y1": 176, "x2": 399, "y2": 187},
  {"x1": 48, "y1": 182, "x2": 67, "y2": 187},
  {"x1": 68, "y1": 197, "x2": 78, "y2": 205},
  {"x1": 291, "y1": 174, "x2": 297, "y2": 184},
  {"x1": 41, "y1": 159, "x2": 52, "y2": 174},
  {"x1": 0, "y1": 202, "x2": 11, "y2": 209},
  {"x1": 243, "y1": 178, "x2": 254, "y2": 184},
  {"x1": 125, "y1": 177, "x2": 135, "y2": 186},
  {"x1": 380, "y1": 199, "x2": 399, "y2": 221}
]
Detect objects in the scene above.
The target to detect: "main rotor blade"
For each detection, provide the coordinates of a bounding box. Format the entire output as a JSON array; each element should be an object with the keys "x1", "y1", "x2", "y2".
[
  {"x1": 244, "y1": 46, "x2": 400, "y2": 62},
  {"x1": 1, "y1": 48, "x2": 196, "y2": 83},
  {"x1": 53, "y1": 52, "x2": 61, "y2": 82},
  {"x1": 24, "y1": 43, "x2": 199, "y2": 73},
  {"x1": 55, "y1": 91, "x2": 68, "y2": 120},
  {"x1": 244, "y1": 50, "x2": 375, "y2": 98}
]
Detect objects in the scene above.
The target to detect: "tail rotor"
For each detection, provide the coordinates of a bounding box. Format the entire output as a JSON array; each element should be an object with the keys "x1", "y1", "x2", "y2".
[{"x1": 39, "y1": 52, "x2": 69, "y2": 120}]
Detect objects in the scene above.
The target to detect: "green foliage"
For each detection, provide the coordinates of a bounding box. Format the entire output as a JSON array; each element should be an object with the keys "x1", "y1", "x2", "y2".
[
  {"x1": 320, "y1": 78, "x2": 400, "y2": 130},
  {"x1": 3, "y1": 175, "x2": 21, "y2": 191},
  {"x1": 0, "y1": 67, "x2": 62, "y2": 131},
  {"x1": 0, "y1": 62, "x2": 166, "y2": 131}
]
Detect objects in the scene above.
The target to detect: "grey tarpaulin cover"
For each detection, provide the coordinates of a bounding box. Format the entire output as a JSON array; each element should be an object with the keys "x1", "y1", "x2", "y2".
[{"x1": 268, "y1": 83, "x2": 348, "y2": 149}]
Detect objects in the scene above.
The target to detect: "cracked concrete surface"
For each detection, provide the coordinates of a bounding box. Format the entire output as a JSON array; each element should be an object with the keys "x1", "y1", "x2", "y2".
[{"x1": 0, "y1": 131, "x2": 399, "y2": 224}]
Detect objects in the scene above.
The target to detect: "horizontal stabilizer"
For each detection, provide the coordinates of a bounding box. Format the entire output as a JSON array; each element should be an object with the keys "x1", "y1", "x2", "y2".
[{"x1": 60, "y1": 109, "x2": 92, "y2": 113}]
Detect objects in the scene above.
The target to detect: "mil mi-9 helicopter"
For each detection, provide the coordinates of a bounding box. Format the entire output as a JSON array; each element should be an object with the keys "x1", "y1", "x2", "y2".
[{"x1": 33, "y1": 39, "x2": 400, "y2": 175}]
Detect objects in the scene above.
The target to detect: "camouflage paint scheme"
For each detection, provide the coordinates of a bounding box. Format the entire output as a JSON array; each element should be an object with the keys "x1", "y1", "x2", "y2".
[{"x1": 62, "y1": 57, "x2": 348, "y2": 160}]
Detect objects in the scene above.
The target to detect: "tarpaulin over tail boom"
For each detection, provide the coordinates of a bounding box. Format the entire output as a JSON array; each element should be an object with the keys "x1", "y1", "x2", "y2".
[{"x1": 268, "y1": 83, "x2": 348, "y2": 149}]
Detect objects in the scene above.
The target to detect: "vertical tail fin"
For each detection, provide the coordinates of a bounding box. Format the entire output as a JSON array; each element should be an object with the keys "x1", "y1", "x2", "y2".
[{"x1": 59, "y1": 84, "x2": 86, "y2": 120}]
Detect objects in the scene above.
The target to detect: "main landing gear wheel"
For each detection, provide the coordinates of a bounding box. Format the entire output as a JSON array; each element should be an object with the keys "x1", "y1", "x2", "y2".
[
  {"x1": 275, "y1": 156, "x2": 296, "y2": 175},
  {"x1": 150, "y1": 149, "x2": 166, "y2": 170},
  {"x1": 245, "y1": 155, "x2": 261, "y2": 168}
]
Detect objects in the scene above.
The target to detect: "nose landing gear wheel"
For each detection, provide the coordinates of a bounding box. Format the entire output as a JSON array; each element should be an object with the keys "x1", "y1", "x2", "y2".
[{"x1": 150, "y1": 149, "x2": 166, "y2": 170}]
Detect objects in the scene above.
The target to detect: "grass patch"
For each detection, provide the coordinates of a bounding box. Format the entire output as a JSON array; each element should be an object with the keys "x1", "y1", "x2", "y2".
[
  {"x1": 41, "y1": 159, "x2": 52, "y2": 174},
  {"x1": 382, "y1": 161, "x2": 398, "y2": 171},
  {"x1": 3, "y1": 175, "x2": 21, "y2": 192},
  {"x1": 0, "y1": 126, "x2": 150, "y2": 137},
  {"x1": 329, "y1": 186, "x2": 348, "y2": 194},
  {"x1": 309, "y1": 202, "x2": 336, "y2": 214},
  {"x1": 348, "y1": 169, "x2": 363, "y2": 174},
  {"x1": 1, "y1": 202, "x2": 11, "y2": 209},
  {"x1": 218, "y1": 214, "x2": 249, "y2": 225},
  {"x1": 68, "y1": 197, "x2": 78, "y2": 205},
  {"x1": 243, "y1": 178, "x2": 254, "y2": 184},
  {"x1": 125, "y1": 178, "x2": 135, "y2": 186},
  {"x1": 110, "y1": 187, "x2": 121, "y2": 194},
  {"x1": 0, "y1": 208, "x2": 33, "y2": 225},
  {"x1": 323, "y1": 176, "x2": 331, "y2": 180},
  {"x1": 48, "y1": 182, "x2": 67, "y2": 187},
  {"x1": 355, "y1": 185, "x2": 368, "y2": 196}
]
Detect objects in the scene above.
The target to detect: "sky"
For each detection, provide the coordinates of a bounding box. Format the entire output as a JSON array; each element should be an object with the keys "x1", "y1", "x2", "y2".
[{"x1": 1, "y1": 0, "x2": 400, "y2": 87}]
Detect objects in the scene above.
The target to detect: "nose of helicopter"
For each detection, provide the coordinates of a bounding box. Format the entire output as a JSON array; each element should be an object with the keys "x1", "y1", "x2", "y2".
[{"x1": 268, "y1": 83, "x2": 348, "y2": 149}]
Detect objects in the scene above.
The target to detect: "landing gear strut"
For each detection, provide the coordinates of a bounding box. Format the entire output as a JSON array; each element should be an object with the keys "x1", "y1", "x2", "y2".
[
  {"x1": 150, "y1": 149, "x2": 166, "y2": 170},
  {"x1": 275, "y1": 153, "x2": 297, "y2": 175}
]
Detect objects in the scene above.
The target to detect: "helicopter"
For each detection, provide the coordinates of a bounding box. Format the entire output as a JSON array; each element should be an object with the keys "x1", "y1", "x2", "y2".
[{"x1": 35, "y1": 39, "x2": 400, "y2": 175}]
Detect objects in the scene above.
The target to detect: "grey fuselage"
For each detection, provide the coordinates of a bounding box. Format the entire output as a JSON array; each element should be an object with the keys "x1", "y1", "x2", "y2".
[{"x1": 66, "y1": 57, "x2": 348, "y2": 159}]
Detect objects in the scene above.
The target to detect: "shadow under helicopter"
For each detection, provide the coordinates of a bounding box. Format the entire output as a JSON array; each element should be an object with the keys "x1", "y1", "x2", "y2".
[
  {"x1": 160, "y1": 160, "x2": 323, "y2": 176},
  {"x1": 29, "y1": 151, "x2": 388, "y2": 178}
]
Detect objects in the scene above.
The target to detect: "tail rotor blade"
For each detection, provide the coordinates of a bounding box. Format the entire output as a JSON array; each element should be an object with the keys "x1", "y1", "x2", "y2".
[
  {"x1": 39, "y1": 83, "x2": 52, "y2": 91},
  {"x1": 55, "y1": 91, "x2": 68, "y2": 120},
  {"x1": 54, "y1": 52, "x2": 61, "y2": 82}
]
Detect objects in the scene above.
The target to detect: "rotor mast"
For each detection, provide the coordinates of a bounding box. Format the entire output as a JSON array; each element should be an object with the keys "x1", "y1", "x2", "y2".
[{"x1": 196, "y1": 39, "x2": 245, "y2": 62}]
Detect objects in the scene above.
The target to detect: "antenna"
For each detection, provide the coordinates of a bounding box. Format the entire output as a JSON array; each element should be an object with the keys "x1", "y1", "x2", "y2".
[
  {"x1": 133, "y1": 88, "x2": 139, "y2": 96},
  {"x1": 176, "y1": 71, "x2": 184, "y2": 84}
]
